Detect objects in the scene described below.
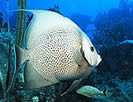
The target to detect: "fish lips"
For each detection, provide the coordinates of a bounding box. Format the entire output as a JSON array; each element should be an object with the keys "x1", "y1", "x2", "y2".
[{"x1": 85, "y1": 55, "x2": 102, "y2": 68}]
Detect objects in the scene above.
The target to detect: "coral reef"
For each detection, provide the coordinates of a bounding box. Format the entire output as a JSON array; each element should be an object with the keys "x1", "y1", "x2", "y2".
[
  {"x1": 89, "y1": 42, "x2": 133, "y2": 102},
  {"x1": 0, "y1": 12, "x2": 3, "y2": 31},
  {"x1": 94, "y1": 0, "x2": 133, "y2": 47}
]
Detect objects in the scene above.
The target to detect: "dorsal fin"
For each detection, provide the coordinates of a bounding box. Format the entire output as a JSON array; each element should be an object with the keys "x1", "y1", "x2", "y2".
[
  {"x1": 8, "y1": 9, "x2": 63, "y2": 18},
  {"x1": 8, "y1": 9, "x2": 42, "y2": 15}
]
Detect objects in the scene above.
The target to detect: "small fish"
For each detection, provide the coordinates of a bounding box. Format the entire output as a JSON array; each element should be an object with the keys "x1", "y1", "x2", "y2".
[
  {"x1": 76, "y1": 85, "x2": 107, "y2": 99},
  {"x1": 14, "y1": 9, "x2": 102, "y2": 94}
]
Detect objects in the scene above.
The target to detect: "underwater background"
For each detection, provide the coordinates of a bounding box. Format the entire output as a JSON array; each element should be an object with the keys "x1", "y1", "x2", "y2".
[{"x1": 0, "y1": 0, "x2": 133, "y2": 102}]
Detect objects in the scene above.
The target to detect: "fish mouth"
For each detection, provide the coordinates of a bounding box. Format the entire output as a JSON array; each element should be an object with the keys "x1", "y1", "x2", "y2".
[
  {"x1": 97, "y1": 55, "x2": 102, "y2": 66},
  {"x1": 92, "y1": 55, "x2": 102, "y2": 67},
  {"x1": 88, "y1": 55, "x2": 102, "y2": 68},
  {"x1": 82, "y1": 50, "x2": 102, "y2": 67}
]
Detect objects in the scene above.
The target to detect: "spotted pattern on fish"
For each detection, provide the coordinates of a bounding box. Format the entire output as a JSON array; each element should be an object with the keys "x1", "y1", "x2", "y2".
[
  {"x1": 27, "y1": 24, "x2": 89, "y2": 83},
  {"x1": 14, "y1": 10, "x2": 102, "y2": 89}
]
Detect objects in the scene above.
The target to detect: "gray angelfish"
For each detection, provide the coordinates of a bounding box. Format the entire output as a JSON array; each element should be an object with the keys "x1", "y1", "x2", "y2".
[{"x1": 15, "y1": 9, "x2": 102, "y2": 95}]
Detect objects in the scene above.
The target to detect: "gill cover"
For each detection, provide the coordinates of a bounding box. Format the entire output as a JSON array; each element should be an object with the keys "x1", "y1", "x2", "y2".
[{"x1": 82, "y1": 33, "x2": 102, "y2": 67}]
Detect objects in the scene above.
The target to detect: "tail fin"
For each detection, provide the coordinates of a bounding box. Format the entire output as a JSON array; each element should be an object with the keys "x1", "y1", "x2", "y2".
[
  {"x1": 15, "y1": 44, "x2": 28, "y2": 65},
  {"x1": 103, "y1": 88, "x2": 107, "y2": 96}
]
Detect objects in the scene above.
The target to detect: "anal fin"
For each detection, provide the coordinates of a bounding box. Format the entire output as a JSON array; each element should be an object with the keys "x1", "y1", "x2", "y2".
[{"x1": 61, "y1": 78, "x2": 83, "y2": 96}]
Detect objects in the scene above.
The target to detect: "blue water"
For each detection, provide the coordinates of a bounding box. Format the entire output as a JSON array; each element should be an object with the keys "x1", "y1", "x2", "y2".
[
  {"x1": 0, "y1": 0, "x2": 120, "y2": 38},
  {"x1": 0, "y1": 0, "x2": 120, "y2": 22},
  {"x1": 0, "y1": 0, "x2": 133, "y2": 102}
]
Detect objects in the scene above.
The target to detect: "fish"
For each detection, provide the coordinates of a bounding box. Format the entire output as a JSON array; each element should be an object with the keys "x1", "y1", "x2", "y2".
[
  {"x1": 76, "y1": 85, "x2": 107, "y2": 99},
  {"x1": 14, "y1": 9, "x2": 102, "y2": 93}
]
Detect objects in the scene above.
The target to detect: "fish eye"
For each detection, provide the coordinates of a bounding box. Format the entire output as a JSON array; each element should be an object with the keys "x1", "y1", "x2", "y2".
[{"x1": 90, "y1": 46, "x2": 94, "y2": 52}]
